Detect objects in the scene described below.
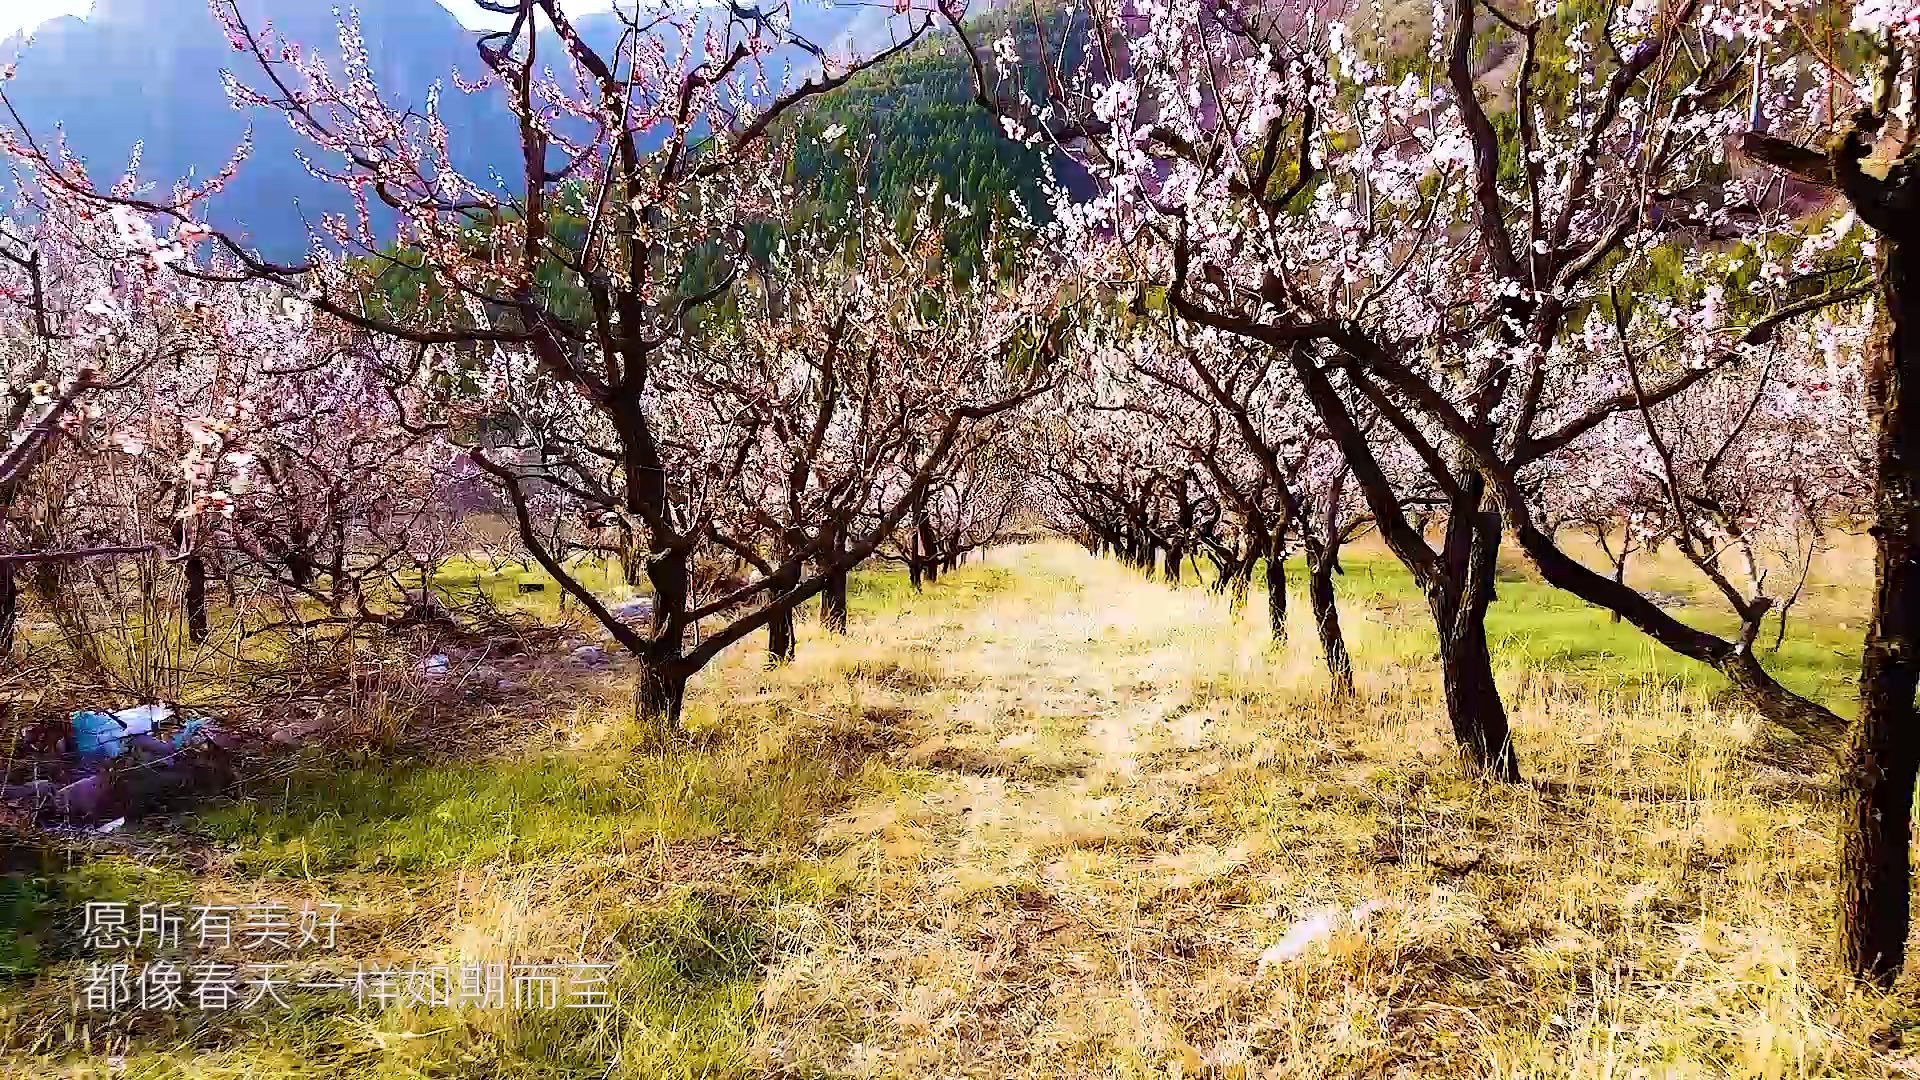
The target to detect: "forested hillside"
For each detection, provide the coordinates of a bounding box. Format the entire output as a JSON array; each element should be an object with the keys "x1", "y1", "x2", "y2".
[{"x1": 785, "y1": 10, "x2": 1083, "y2": 278}]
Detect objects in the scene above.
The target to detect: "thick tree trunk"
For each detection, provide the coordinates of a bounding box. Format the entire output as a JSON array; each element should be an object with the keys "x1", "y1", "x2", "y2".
[
  {"x1": 917, "y1": 512, "x2": 940, "y2": 584},
  {"x1": 637, "y1": 654, "x2": 689, "y2": 735},
  {"x1": 633, "y1": 544, "x2": 693, "y2": 737},
  {"x1": 1436, "y1": 607, "x2": 1517, "y2": 779},
  {"x1": 1310, "y1": 553, "x2": 1354, "y2": 696},
  {"x1": 1265, "y1": 543, "x2": 1288, "y2": 643},
  {"x1": 620, "y1": 527, "x2": 644, "y2": 587},
  {"x1": 768, "y1": 606, "x2": 796, "y2": 662},
  {"x1": 908, "y1": 555, "x2": 923, "y2": 591},
  {"x1": 821, "y1": 550, "x2": 849, "y2": 635},
  {"x1": 286, "y1": 540, "x2": 314, "y2": 588},
  {"x1": 1840, "y1": 235, "x2": 1920, "y2": 985},
  {"x1": 1434, "y1": 487, "x2": 1521, "y2": 781},
  {"x1": 1165, "y1": 543, "x2": 1184, "y2": 584},
  {"x1": 185, "y1": 554, "x2": 209, "y2": 644}
]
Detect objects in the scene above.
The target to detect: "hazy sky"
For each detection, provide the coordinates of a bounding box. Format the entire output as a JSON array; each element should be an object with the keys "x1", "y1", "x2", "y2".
[{"x1": 0, "y1": 1, "x2": 623, "y2": 38}]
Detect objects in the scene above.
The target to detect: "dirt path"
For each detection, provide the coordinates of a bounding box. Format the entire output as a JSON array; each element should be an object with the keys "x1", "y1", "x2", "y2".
[{"x1": 758, "y1": 545, "x2": 1324, "y2": 1077}]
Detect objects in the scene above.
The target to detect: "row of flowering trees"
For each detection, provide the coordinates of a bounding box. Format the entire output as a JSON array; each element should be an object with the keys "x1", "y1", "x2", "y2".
[
  {"x1": 1, "y1": 0, "x2": 1915, "y2": 985},
  {"x1": 943, "y1": 0, "x2": 1908, "y2": 979},
  {"x1": 0, "y1": 0, "x2": 1063, "y2": 725}
]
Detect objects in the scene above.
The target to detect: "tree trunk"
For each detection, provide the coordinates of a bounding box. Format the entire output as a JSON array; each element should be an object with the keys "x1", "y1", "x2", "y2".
[
  {"x1": 768, "y1": 605, "x2": 796, "y2": 662},
  {"x1": 766, "y1": 560, "x2": 800, "y2": 663},
  {"x1": 633, "y1": 544, "x2": 693, "y2": 738},
  {"x1": 1434, "y1": 488, "x2": 1521, "y2": 781},
  {"x1": 637, "y1": 654, "x2": 689, "y2": 736},
  {"x1": 821, "y1": 528, "x2": 850, "y2": 635},
  {"x1": 1165, "y1": 543, "x2": 1184, "y2": 584},
  {"x1": 908, "y1": 554, "x2": 923, "y2": 591},
  {"x1": 1266, "y1": 541, "x2": 1288, "y2": 643},
  {"x1": 917, "y1": 512, "x2": 940, "y2": 584},
  {"x1": 1310, "y1": 552, "x2": 1354, "y2": 696},
  {"x1": 1610, "y1": 549, "x2": 1628, "y2": 623},
  {"x1": 185, "y1": 554, "x2": 209, "y2": 644},
  {"x1": 1436, "y1": 605, "x2": 1517, "y2": 780},
  {"x1": 1228, "y1": 549, "x2": 1254, "y2": 611},
  {"x1": 287, "y1": 545, "x2": 313, "y2": 588},
  {"x1": 620, "y1": 526, "x2": 644, "y2": 587},
  {"x1": 1840, "y1": 233, "x2": 1920, "y2": 985},
  {"x1": 821, "y1": 571, "x2": 849, "y2": 632},
  {"x1": 0, "y1": 561, "x2": 16, "y2": 656}
]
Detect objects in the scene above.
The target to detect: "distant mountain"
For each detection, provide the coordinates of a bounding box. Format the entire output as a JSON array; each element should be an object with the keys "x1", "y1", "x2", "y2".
[{"x1": 0, "y1": 0, "x2": 930, "y2": 258}]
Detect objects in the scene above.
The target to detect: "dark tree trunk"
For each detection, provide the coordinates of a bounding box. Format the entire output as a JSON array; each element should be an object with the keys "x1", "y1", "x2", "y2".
[
  {"x1": 1228, "y1": 547, "x2": 1255, "y2": 611},
  {"x1": 1610, "y1": 549, "x2": 1628, "y2": 623},
  {"x1": 765, "y1": 560, "x2": 799, "y2": 662},
  {"x1": 1164, "y1": 544, "x2": 1184, "y2": 584},
  {"x1": 917, "y1": 511, "x2": 940, "y2": 584},
  {"x1": 1265, "y1": 541, "x2": 1289, "y2": 643},
  {"x1": 1841, "y1": 233, "x2": 1920, "y2": 985},
  {"x1": 637, "y1": 653, "x2": 689, "y2": 734},
  {"x1": 1310, "y1": 552, "x2": 1354, "y2": 696},
  {"x1": 286, "y1": 533, "x2": 314, "y2": 588},
  {"x1": 0, "y1": 561, "x2": 16, "y2": 656},
  {"x1": 1433, "y1": 491, "x2": 1520, "y2": 782},
  {"x1": 185, "y1": 554, "x2": 209, "y2": 644},
  {"x1": 1436, "y1": 604, "x2": 1516, "y2": 780},
  {"x1": 633, "y1": 546, "x2": 693, "y2": 733},
  {"x1": 908, "y1": 555, "x2": 923, "y2": 591},
  {"x1": 821, "y1": 571, "x2": 849, "y2": 632},
  {"x1": 620, "y1": 526, "x2": 644, "y2": 587},
  {"x1": 821, "y1": 528, "x2": 849, "y2": 634},
  {"x1": 768, "y1": 606, "x2": 796, "y2": 662}
]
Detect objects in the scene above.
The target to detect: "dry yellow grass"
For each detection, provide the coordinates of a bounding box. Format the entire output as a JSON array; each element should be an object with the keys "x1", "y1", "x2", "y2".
[{"x1": 753, "y1": 543, "x2": 1916, "y2": 1079}]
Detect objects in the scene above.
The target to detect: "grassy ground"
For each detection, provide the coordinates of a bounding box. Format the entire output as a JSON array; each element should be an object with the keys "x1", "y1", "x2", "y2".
[{"x1": 3, "y1": 541, "x2": 1915, "y2": 1078}]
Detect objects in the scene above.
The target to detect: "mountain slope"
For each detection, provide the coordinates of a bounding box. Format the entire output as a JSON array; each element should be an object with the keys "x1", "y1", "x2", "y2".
[
  {"x1": 0, "y1": 0, "x2": 928, "y2": 257},
  {"x1": 0, "y1": 0, "x2": 528, "y2": 256}
]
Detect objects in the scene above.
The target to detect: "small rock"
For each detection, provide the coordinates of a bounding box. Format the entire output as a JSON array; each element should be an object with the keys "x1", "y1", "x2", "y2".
[
  {"x1": 611, "y1": 596, "x2": 654, "y2": 623},
  {"x1": 2, "y1": 780, "x2": 55, "y2": 808},
  {"x1": 571, "y1": 645, "x2": 609, "y2": 666},
  {"x1": 54, "y1": 774, "x2": 113, "y2": 819},
  {"x1": 484, "y1": 635, "x2": 528, "y2": 658},
  {"x1": 270, "y1": 716, "x2": 332, "y2": 747}
]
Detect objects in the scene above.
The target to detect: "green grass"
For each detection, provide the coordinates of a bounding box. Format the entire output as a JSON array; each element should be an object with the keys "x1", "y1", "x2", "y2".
[
  {"x1": 1265, "y1": 546, "x2": 1862, "y2": 715},
  {"x1": 0, "y1": 841, "x2": 195, "y2": 981},
  {"x1": 193, "y1": 738, "x2": 848, "y2": 877}
]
